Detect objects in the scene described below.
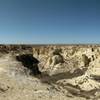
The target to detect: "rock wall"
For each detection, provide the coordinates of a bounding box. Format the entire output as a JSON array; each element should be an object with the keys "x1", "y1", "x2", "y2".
[
  {"x1": 32, "y1": 45, "x2": 100, "y2": 75},
  {"x1": 32, "y1": 45, "x2": 100, "y2": 98}
]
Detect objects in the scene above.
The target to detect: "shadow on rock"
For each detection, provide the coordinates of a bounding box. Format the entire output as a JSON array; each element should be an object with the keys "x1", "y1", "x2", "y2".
[
  {"x1": 39, "y1": 67, "x2": 88, "y2": 84},
  {"x1": 16, "y1": 54, "x2": 41, "y2": 75}
]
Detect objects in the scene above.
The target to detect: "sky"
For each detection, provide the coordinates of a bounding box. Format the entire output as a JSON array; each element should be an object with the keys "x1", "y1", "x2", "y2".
[{"x1": 0, "y1": 0, "x2": 99, "y2": 44}]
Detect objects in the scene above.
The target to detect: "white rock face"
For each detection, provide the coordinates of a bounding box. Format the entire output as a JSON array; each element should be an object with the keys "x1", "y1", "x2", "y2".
[
  {"x1": 33, "y1": 47, "x2": 91, "y2": 75},
  {"x1": 32, "y1": 45, "x2": 100, "y2": 98}
]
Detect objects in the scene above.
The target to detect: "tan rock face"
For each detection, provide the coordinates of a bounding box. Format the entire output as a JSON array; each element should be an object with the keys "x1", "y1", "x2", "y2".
[
  {"x1": 32, "y1": 45, "x2": 100, "y2": 96},
  {"x1": 1, "y1": 45, "x2": 100, "y2": 99},
  {"x1": 32, "y1": 46, "x2": 94, "y2": 75}
]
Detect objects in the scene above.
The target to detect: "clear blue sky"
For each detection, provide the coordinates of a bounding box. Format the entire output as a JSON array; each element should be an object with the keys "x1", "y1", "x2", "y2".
[{"x1": 0, "y1": 0, "x2": 99, "y2": 44}]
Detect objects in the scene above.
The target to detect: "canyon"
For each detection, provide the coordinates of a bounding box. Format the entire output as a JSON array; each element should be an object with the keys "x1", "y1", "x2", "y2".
[{"x1": 0, "y1": 44, "x2": 100, "y2": 100}]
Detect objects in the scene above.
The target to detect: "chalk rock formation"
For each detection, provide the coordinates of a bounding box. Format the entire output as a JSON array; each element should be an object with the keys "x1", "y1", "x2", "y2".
[{"x1": 33, "y1": 45, "x2": 100, "y2": 95}]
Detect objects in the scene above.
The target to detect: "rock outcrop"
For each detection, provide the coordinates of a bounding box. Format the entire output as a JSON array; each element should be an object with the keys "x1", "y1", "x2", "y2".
[
  {"x1": 32, "y1": 45, "x2": 100, "y2": 99},
  {"x1": 1, "y1": 45, "x2": 100, "y2": 99}
]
